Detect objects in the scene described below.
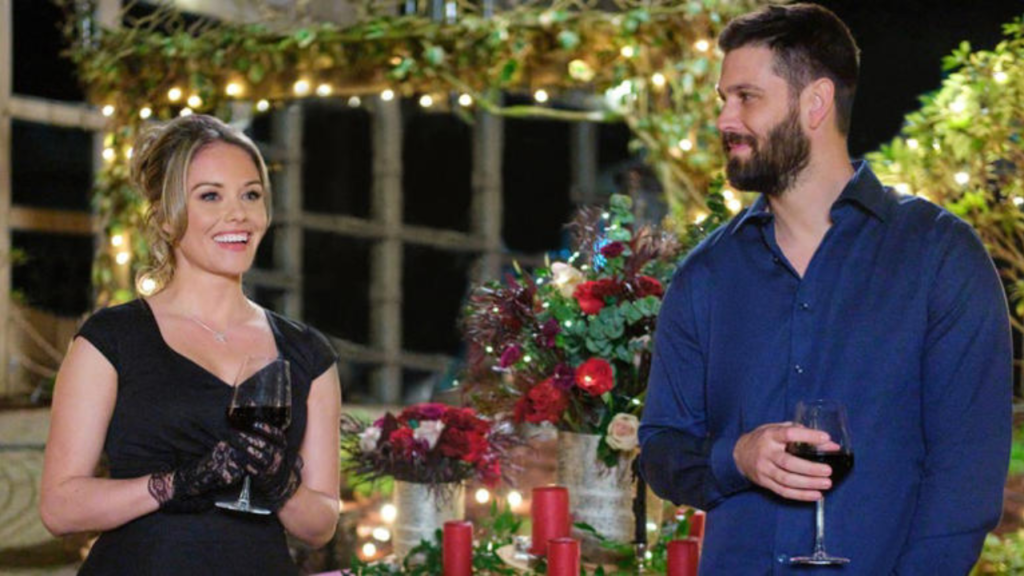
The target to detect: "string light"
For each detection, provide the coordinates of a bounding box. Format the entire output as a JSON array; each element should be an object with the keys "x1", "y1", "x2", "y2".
[
  {"x1": 419, "y1": 94, "x2": 434, "y2": 108},
  {"x1": 316, "y1": 83, "x2": 333, "y2": 97},
  {"x1": 694, "y1": 39, "x2": 711, "y2": 52},
  {"x1": 380, "y1": 504, "x2": 397, "y2": 523},
  {"x1": 361, "y1": 543, "x2": 377, "y2": 558},
  {"x1": 722, "y1": 189, "x2": 736, "y2": 201},
  {"x1": 523, "y1": 355, "x2": 532, "y2": 363},
  {"x1": 167, "y1": 87, "x2": 183, "y2": 102},
  {"x1": 187, "y1": 95, "x2": 202, "y2": 108},
  {"x1": 995, "y1": 71, "x2": 1009, "y2": 84},
  {"x1": 564, "y1": 320, "x2": 573, "y2": 328},
  {"x1": 507, "y1": 491, "x2": 523, "y2": 508},
  {"x1": 111, "y1": 234, "x2": 124, "y2": 247},
  {"x1": 475, "y1": 488, "x2": 491, "y2": 504},
  {"x1": 101, "y1": 104, "x2": 115, "y2": 117},
  {"x1": 381, "y1": 89, "x2": 395, "y2": 101},
  {"x1": 950, "y1": 99, "x2": 967, "y2": 114},
  {"x1": 678, "y1": 138, "x2": 693, "y2": 151},
  {"x1": 102, "y1": 147, "x2": 116, "y2": 162},
  {"x1": 293, "y1": 79, "x2": 311, "y2": 96},
  {"x1": 139, "y1": 107, "x2": 153, "y2": 120},
  {"x1": 906, "y1": 138, "x2": 919, "y2": 150},
  {"x1": 225, "y1": 83, "x2": 243, "y2": 97},
  {"x1": 954, "y1": 171, "x2": 970, "y2": 185},
  {"x1": 256, "y1": 99, "x2": 270, "y2": 112},
  {"x1": 694, "y1": 211, "x2": 708, "y2": 224},
  {"x1": 348, "y1": 96, "x2": 362, "y2": 107},
  {"x1": 485, "y1": 346, "x2": 494, "y2": 354},
  {"x1": 620, "y1": 45, "x2": 636, "y2": 58},
  {"x1": 180, "y1": 107, "x2": 193, "y2": 117},
  {"x1": 651, "y1": 73, "x2": 667, "y2": 88},
  {"x1": 115, "y1": 252, "x2": 130, "y2": 265},
  {"x1": 125, "y1": 146, "x2": 133, "y2": 160},
  {"x1": 726, "y1": 198, "x2": 742, "y2": 213},
  {"x1": 458, "y1": 94, "x2": 473, "y2": 107},
  {"x1": 372, "y1": 527, "x2": 391, "y2": 542},
  {"x1": 534, "y1": 89, "x2": 549, "y2": 103},
  {"x1": 1013, "y1": 196, "x2": 1024, "y2": 207},
  {"x1": 894, "y1": 183, "x2": 911, "y2": 195}
]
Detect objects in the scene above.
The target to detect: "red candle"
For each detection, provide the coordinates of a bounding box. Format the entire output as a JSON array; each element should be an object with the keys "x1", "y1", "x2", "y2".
[
  {"x1": 689, "y1": 510, "x2": 706, "y2": 540},
  {"x1": 667, "y1": 538, "x2": 700, "y2": 576},
  {"x1": 546, "y1": 537, "x2": 580, "y2": 576},
  {"x1": 443, "y1": 520, "x2": 473, "y2": 576},
  {"x1": 530, "y1": 486, "x2": 570, "y2": 556}
]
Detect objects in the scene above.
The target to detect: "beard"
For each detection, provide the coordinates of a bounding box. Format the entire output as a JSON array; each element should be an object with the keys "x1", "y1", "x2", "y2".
[{"x1": 723, "y1": 105, "x2": 810, "y2": 198}]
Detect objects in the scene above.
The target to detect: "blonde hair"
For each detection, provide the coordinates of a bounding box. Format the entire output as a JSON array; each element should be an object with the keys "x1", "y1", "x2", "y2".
[{"x1": 129, "y1": 114, "x2": 272, "y2": 293}]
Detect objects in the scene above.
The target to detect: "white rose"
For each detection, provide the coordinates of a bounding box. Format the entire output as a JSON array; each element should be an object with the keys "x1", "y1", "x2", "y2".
[
  {"x1": 605, "y1": 413, "x2": 640, "y2": 452},
  {"x1": 414, "y1": 420, "x2": 446, "y2": 450},
  {"x1": 359, "y1": 426, "x2": 382, "y2": 453},
  {"x1": 551, "y1": 262, "x2": 585, "y2": 298}
]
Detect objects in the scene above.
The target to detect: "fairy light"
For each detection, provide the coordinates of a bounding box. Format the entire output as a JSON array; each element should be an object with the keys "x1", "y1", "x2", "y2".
[
  {"x1": 564, "y1": 320, "x2": 573, "y2": 328},
  {"x1": 954, "y1": 171, "x2": 970, "y2": 185},
  {"x1": 507, "y1": 491, "x2": 523, "y2": 508},
  {"x1": 620, "y1": 45, "x2": 636, "y2": 58},
  {"x1": 115, "y1": 252, "x2": 130, "y2": 265},
  {"x1": 950, "y1": 99, "x2": 967, "y2": 114},
  {"x1": 102, "y1": 147, "x2": 116, "y2": 162},
  {"x1": 225, "y1": 83, "x2": 243, "y2": 97},
  {"x1": 167, "y1": 87, "x2": 183, "y2": 102},
  {"x1": 187, "y1": 95, "x2": 202, "y2": 108},
  {"x1": 372, "y1": 527, "x2": 391, "y2": 542},
  {"x1": 293, "y1": 79, "x2": 311, "y2": 96},
  {"x1": 458, "y1": 93, "x2": 473, "y2": 107},
  {"x1": 180, "y1": 107, "x2": 193, "y2": 117},
  {"x1": 381, "y1": 89, "x2": 395, "y2": 101},
  {"x1": 694, "y1": 39, "x2": 710, "y2": 52},
  {"x1": 361, "y1": 543, "x2": 377, "y2": 558},
  {"x1": 646, "y1": 522, "x2": 658, "y2": 532},
  {"x1": 348, "y1": 96, "x2": 362, "y2": 107},
  {"x1": 651, "y1": 73, "x2": 667, "y2": 88},
  {"x1": 1014, "y1": 196, "x2": 1024, "y2": 207},
  {"x1": 381, "y1": 504, "x2": 397, "y2": 523},
  {"x1": 694, "y1": 211, "x2": 708, "y2": 224},
  {"x1": 995, "y1": 71, "x2": 1009, "y2": 84},
  {"x1": 475, "y1": 488, "x2": 491, "y2": 504},
  {"x1": 678, "y1": 138, "x2": 693, "y2": 151},
  {"x1": 523, "y1": 355, "x2": 532, "y2": 363},
  {"x1": 485, "y1": 346, "x2": 494, "y2": 354},
  {"x1": 139, "y1": 277, "x2": 157, "y2": 295},
  {"x1": 491, "y1": 306, "x2": 500, "y2": 314},
  {"x1": 906, "y1": 138, "x2": 919, "y2": 150},
  {"x1": 722, "y1": 189, "x2": 736, "y2": 201},
  {"x1": 601, "y1": 212, "x2": 610, "y2": 219},
  {"x1": 895, "y1": 183, "x2": 911, "y2": 195},
  {"x1": 534, "y1": 89, "x2": 549, "y2": 103},
  {"x1": 139, "y1": 107, "x2": 153, "y2": 120},
  {"x1": 419, "y1": 94, "x2": 434, "y2": 108},
  {"x1": 256, "y1": 99, "x2": 270, "y2": 112},
  {"x1": 101, "y1": 104, "x2": 115, "y2": 117},
  {"x1": 111, "y1": 234, "x2": 124, "y2": 248},
  {"x1": 726, "y1": 198, "x2": 742, "y2": 213},
  {"x1": 631, "y1": 398, "x2": 642, "y2": 406},
  {"x1": 125, "y1": 146, "x2": 133, "y2": 160},
  {"x1": 316, "y1": 83, "x2": 333, "y2": 97}
]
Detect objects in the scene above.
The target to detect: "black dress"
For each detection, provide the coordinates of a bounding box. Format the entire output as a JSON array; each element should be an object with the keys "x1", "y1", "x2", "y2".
[{"x1": 75, "y1": 299, "x2": 337, "y2": 576}]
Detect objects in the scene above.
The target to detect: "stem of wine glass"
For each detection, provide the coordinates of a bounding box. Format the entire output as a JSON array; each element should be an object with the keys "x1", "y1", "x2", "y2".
[
  {"x1": 239, "y1": 475, "x2": 252, "y2": 509},
  {"x1": 813, "y1": 496, "x2": 827, "y2": 557}
]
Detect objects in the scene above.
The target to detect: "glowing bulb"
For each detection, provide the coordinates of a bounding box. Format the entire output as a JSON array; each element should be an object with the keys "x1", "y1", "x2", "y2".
[
  {"x1": 1014, "y1": 196, "x2": 1024, "y2": 207},
  {"x1": 102, "y1": 147, "x2": 116, "y2": 162},
  {"x1": 475, "y1": 488, "x2": 491, "y2": 504},
  {"x1": 507, "y1": 491, "x2": 523, "y2": 508},
  {"x1": 485, "y1": 346, "x2": 494, "y2": 354},
  {"x1": 995, "y1": 71, "x2": 1009, "y2": 84},
  {"x1": 646, "y1": 522, "x2": 658, "y2": 532},
  {"x1": 695, "y1": 39, "x2": 710, "y2": 52},
  {"x1": 678, "y1": 138, "x2": 693, "y2": 151},
  {"x1": 167, "y1": 87, "x2": 183, "y2": 102},
  {"x1": 179, "y1": 107, "x2": 193, "y2": 117},
  {"x1": 101, "y1": 105, "x2": 115, "y2": 117},
  {"x1": 381, "y1": 504, "x2": 397, "y2": 523},
  {"x1": 348, "y1": 96, "x2": 362, "y2": 107},
  {"x1": 125, "y1": 146, "x2": 133, "y2": 160},
  {"x1": 651, "y1": 73, "x2": 667, "y2": 88},
  {"x1": 139, "y1": 277, "x2": 157, "y2": 295},
  {"x1": 293, "y1": 79, "x2": 311, "y2": 96},
  {"x1": 111, "y1": 234, "x2": 124, "y2": 247},
  {"x1": 895, "y1": 183, "x2": 911, "y2": 195},
  {"x1": 361, "y1": 543, "x2": 377, "y2": 558},
  {"x1": 381, "y1": 89, "x2": 395, "y2": 101},
  {"x1": 186, "y1": 95, "x2": 202, "y2": 108},
  {"x1": 316, "y1": 83, "x2": 332, "y2": 97},
  {"x1": 372, "y1": 527, "x2": 391, "y2": 542},
  {"x1": 225, "y1": 83, "x2": 243, "y2": 97},
  {"x1": 620, "y1": 46, "x2": 636, "y2": 58},
  {"x1": 419, "y1": 94, "x2": 434, "y2": 108},
  {"x1": 534, "y1": 89, "x2": 549, "y2": 103},
  {"x1": 139, "y1": 107, "x2": 152, "y2": 120},
  {"x1": 907, "y1": 138, "x2": 919, "y2": 150},
  {"x1": 523, "y1": 355, "x2": 532, "y2": 363},
  {"x1": 950, "y1": 100, "x2": 966, "y2": 114},
  {"x1": 115, "y1": 252, "x2": 130, "y2": 265},
  {"x1": 564, "y1": 321, "x2": 573, "y2": 328},
  {"x1": 694, "y1": 212, "x2": 708, "y2": 224},
  {"x1": 722, "y1": 189, "x2": 736, "y2": 201},
  {"x1": 256, "y1": 99, "x2": 270, "y2": 112},
  {"x1": 954, "y1": 172, "x2": 970, "y2": 185},
  {"x1": 458, "y1": 94, "x2": 473, "y2": 107},
  {"x1": 726, "y1": 198, "x2": 742, "y2": 213}
]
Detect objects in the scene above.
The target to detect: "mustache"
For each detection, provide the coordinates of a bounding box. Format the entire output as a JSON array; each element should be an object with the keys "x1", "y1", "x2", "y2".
[{"x1": 722, "y1": 132, "x2": 757, "y2": 149}]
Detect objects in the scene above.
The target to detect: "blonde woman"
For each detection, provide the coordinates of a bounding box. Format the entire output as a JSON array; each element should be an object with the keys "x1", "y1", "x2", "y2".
[{"x1": 40, "y1": 114, "x2": 341, "y2": 575}]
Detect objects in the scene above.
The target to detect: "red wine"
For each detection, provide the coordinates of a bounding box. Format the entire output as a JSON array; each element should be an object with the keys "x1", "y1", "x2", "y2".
[
  {"x1": 786, "y1": 444, "x2": 854, "y2": 487},
  {"x1": 228, "y1": 406, "x2": 290, "y2": 430}
]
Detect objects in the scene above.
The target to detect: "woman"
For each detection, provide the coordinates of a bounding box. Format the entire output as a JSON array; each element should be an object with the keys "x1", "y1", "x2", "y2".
[{"x1": 39, "y1": 114, "x2": 341, "y2": 574}]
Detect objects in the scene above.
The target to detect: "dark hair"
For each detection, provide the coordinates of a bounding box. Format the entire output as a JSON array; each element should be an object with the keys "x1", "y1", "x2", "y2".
[{"x1": 718, "y1": 3, "x2": 860, "y2": 134}]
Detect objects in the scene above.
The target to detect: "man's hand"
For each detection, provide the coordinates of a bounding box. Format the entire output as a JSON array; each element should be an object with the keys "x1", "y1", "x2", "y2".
[{"x1": 733, "y1": 422, "x2": 837, "y2": 501}]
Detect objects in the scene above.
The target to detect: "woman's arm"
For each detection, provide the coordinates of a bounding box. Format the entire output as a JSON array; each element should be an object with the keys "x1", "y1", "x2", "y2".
[
  {"x1": 39, "y1": 337, "x2": 160, "y2": 535},
  {"x1": 277, "y1": 365, "x2": 342, "y2": 547}
]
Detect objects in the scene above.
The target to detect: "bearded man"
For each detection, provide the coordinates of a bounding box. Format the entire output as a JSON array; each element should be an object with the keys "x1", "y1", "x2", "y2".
[{"x1": 638, "y1": 4, "x2": 1012, "y2": 574}]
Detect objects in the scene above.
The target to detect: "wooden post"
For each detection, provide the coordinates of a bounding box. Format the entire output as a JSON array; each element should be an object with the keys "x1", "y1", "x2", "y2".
[
  {"x1": 370, "y1": 96, "x2": 403, "y2": 403},
  {"x1": 471, "y1": 104, "x2": 504, "y2": 283},
  {"x1": 0, "y1": 0, "x2": 12, "y2": 395},
  {"x1": 273, "y1": 104, "x2": 304, "y2": 318},
  {"x1": 570, "y1": 121, "x2": 598, "y2": 205}
]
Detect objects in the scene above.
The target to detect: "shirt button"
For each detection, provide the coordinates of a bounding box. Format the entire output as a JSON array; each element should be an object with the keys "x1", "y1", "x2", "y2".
[
  {"x1": 794, "y1": 364, "x2": 804, "y2": 374},
  {"x1": 799, "y1": 302, "x2": 810, "y2": 311},
  {"x1": 776, "y1": 553, "x2": 788, "y2": 564}
]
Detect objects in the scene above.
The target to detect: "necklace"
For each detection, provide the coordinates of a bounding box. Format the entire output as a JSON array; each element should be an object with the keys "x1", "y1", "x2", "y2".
[{"x1": 190, "y1": 316, "x2": 228, "y2": 343}]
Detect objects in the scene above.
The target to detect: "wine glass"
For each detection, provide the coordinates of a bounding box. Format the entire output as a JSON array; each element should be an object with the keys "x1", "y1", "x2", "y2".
[
  {"x1": 786, "y1": 399, "x2": 854, "y2": 565},
  {"x1": 216, "y1": 356, "x2": 291, "y2": 515}
]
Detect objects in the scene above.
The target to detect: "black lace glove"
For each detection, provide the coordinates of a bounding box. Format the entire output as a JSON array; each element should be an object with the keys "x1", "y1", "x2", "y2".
[
  {"x1": 148, "y1": 439, "x2": 249, "y2": 513},
  {"x1": 244, "y1": 423, "x2": 303, "y2": 512}
]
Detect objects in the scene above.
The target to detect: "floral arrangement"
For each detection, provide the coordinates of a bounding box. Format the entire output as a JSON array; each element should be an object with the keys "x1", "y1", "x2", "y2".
[
  {"x1": 340, "y1": 403, "x2": 517, "y2": 491},
  {"x1": 462, "y1": 194, "x2": 685, "y2": 466}
]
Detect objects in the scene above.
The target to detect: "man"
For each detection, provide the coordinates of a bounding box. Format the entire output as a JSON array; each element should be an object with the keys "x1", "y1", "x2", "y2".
[{"x1": 638, "y1": 4, "x2": 1011, "y2": 574}]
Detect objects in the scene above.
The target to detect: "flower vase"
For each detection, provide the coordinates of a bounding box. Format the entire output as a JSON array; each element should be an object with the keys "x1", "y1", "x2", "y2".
[
  {"x1": 392, "y1": 480, "x2": 465, "y2": 561},
  {"x1": 556, "y1": 431, "x2": 661, "y2": 564}
]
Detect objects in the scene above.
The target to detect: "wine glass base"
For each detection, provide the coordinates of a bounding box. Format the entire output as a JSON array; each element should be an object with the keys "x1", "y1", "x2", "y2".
[
  {"x1": 215, "y1": 500, "x2": 272, "y2": 515},
  {"x1": 789, "y1": 554, "x2": 850, "y2": 565}
]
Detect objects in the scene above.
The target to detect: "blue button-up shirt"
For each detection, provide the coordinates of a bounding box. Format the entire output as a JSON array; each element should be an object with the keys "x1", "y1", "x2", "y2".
[{"x1": 639, "y1": 162, "x2": 1012, "y2": 575}]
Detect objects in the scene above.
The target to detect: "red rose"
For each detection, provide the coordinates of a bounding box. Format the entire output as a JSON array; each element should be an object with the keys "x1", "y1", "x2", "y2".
[
  {"x1": 575, "y1": 358, "x2": 615, "y2": 396},
  {"x1": 513, "y1": 379, "x2": 569, "y2": 424},
  {"x1": 635, "y1": 275, "x2": 664, "y2": 298},
  {"x1": 389, "y1": 427, "x2": 425, "y2": 457},
  {"x1": 600, "y1": 241, "x2": 626, "y2": 258},
  {"x1": 442, "y1": 407, "x2": 491, "y2": 435},
  {"x1": 478, "y1": 456, "x2": 502, "y2": 487},
  {"x1": 573, "y1": 281, "x2": 605, "y2": 315},
  {"x1": 500, "y1": 345, "x2": 523, "y2": 368}
]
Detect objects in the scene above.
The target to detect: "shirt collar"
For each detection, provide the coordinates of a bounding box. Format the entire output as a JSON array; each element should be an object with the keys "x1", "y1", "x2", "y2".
[{"x1": 731, "y1": 161, "x2": 896, "y2": 235}]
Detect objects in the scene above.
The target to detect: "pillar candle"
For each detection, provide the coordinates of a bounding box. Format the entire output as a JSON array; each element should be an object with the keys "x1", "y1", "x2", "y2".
[
  {"x1": 546, "y1": 537, "x2": 580, "y2": 576},
  {"x1": 689, "y1": 510, "x2": 706, "y2": 540},
  {"x1": 530, "y1": 485, "x2": 570, "y2": 556},
  {"x1": 667, "y1": 538, "x2": 700, "y2": 576},
  {"x1": 443, "y1": 520, "x2": 473, "y2": 576}
]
